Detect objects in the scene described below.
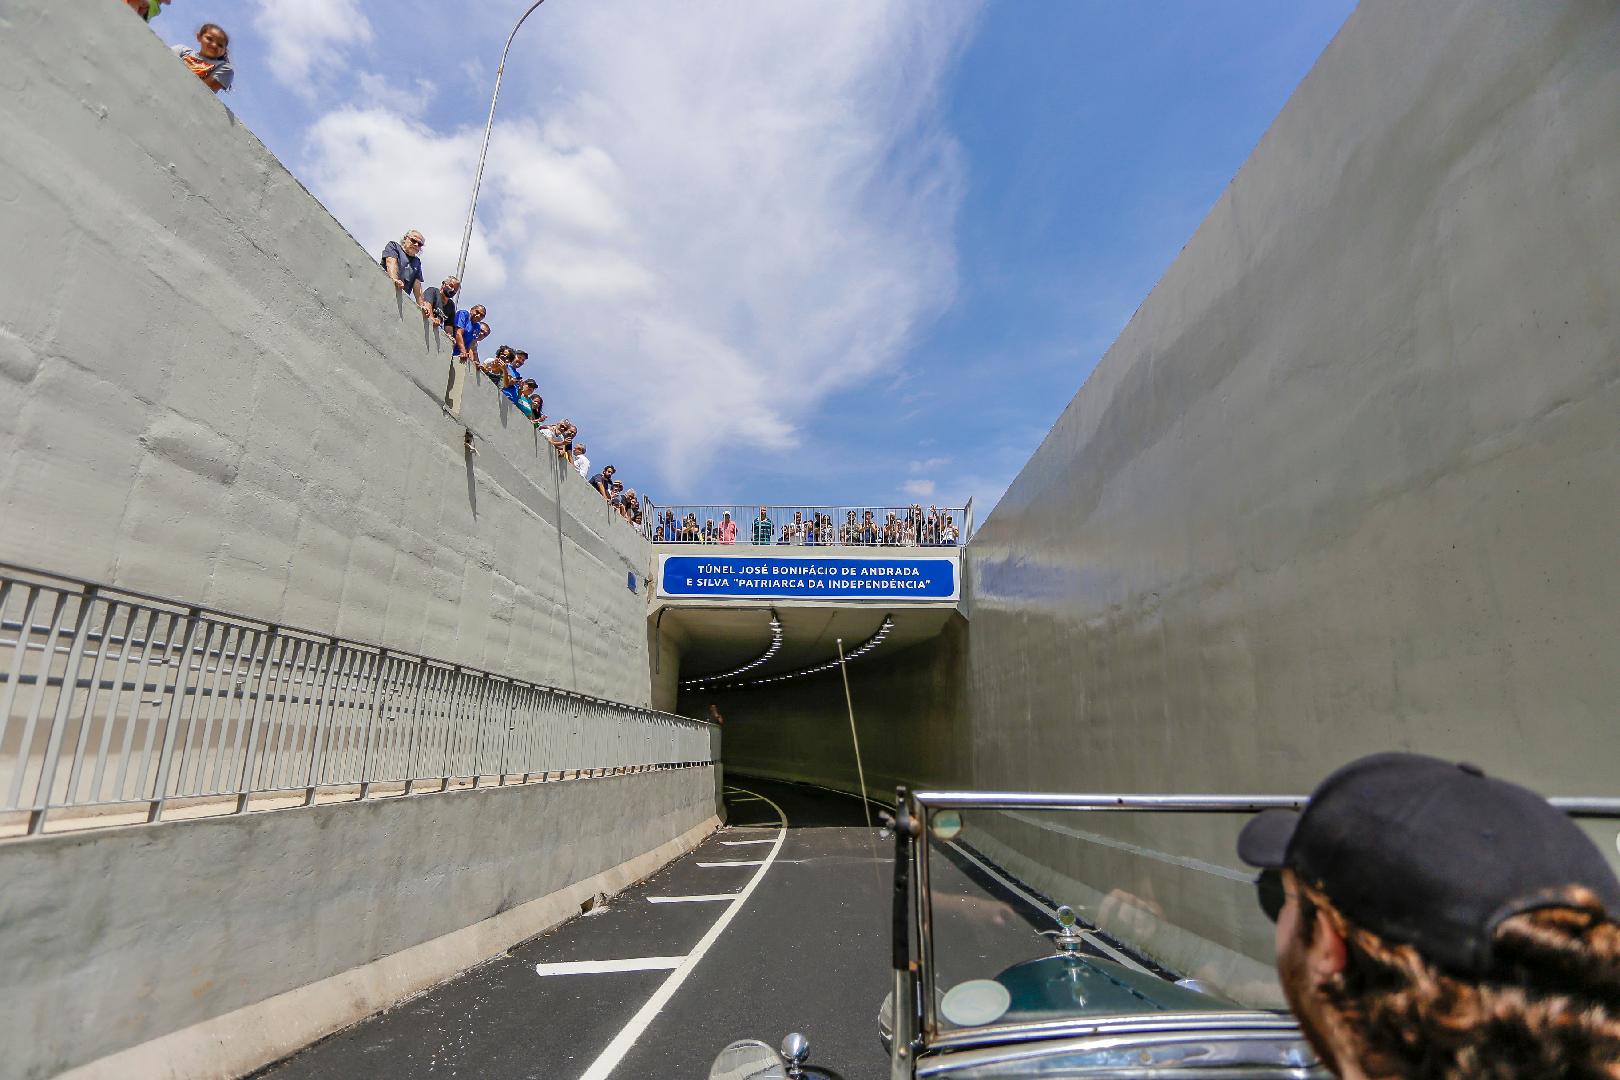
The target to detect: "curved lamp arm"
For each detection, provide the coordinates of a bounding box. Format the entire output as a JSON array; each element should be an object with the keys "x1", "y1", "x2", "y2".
[{"x1": 455, "y1": 0, "x2": 549, "y2": 282}]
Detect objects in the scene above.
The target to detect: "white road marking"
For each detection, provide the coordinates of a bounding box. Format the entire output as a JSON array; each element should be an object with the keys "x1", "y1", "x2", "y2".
[
  {"x1": 697, "y1": 860, "x2": 765, "y2": 868},
  {"x1": 533, "y1": 957, "x2": 684, "y2": 977},
  {"x1": 719, "y1": 839, "x2": 775, "y2": 846},
  {"x1": 947, "y1": 841, "x2": 1151, "y2": 974},
  {"x1": 729, "y1": 821, "x2": 783, "y2": 828},
  {"x1": 729, "y1": 795, "x2": 765, "y2": 802},
  {"x1": 577, "y1": 787, "x2": 789, "y2": 1080},
  {"x1": 646, "y1": 894, "x2": 736, "y2": 904}
]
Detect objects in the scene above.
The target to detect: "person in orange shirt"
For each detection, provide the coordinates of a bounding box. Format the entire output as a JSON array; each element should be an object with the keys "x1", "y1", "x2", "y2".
[{"x1": 171, "y1": 23, "x2": 234, "y2": 93}]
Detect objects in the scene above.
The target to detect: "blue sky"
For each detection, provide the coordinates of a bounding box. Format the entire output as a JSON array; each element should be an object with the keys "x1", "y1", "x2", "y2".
[{"x1": 154, "y1": 0, "x2": 1355, "y2": 515}]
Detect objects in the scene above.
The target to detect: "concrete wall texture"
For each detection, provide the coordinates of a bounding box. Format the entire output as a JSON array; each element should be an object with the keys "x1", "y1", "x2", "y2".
[
  {"x1": 2, "y1": 768, "x2": 719, "y2": 1080},
  {"x1": 0, "y1": 6, "x2": 723, "y2": 1076},
  {"x1": 0, "y1": 1, "x2": 652, "y2": 704},
  {"x1": 957, "y1": 0, "x2": 1620, "y2": 986},
  {"x1": 969, "y1": 0, "x2": 1620, "y2": 800}
]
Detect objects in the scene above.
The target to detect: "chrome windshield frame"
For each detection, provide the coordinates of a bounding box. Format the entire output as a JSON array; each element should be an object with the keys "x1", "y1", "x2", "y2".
[{"x1": 896, "y1": 787, "x2": 1620, "y2": 1071}]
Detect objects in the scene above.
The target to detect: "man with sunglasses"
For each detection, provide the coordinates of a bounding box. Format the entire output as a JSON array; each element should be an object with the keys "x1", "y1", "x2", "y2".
[
  {"x1": 381, "y1": 230, "x2": 429, "y2": 314},
  {"x1": 1238, "y1": 752, "x2": 1620, "y2": 1079},
  {"x1": 422, "y1": 276, "x2": 459, "y2": 333}
]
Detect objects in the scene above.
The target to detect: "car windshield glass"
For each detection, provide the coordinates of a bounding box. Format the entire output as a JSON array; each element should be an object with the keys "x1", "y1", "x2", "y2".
[{"x1": 922, "y1": 802, "x2": 1287, "y2": 1038}]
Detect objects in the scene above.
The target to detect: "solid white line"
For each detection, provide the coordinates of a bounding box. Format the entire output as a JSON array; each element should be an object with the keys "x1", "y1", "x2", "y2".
[
  {"x1": 719, "y1": 839, "x2": 775, "y2": 846},
  {"x1": 534, "y1": 957, "x2": 684, "y2": 977},
  {"x1": 577, "y1": 788, "x2": 789, "y2": 1080},
  {"x1": 729, "y1": 795, "x2": 765, "y2": 802},
  {"x1": 730, "y1": 821, "x2": 783, "y2": 828},
  {"x1": 646, "y1": 894, "x2": 737, "y2": 904},
  {"x1": 697, "y1": 860, "x2": 765, "y2": 868},
  {"x1": 947, "y1": 841, "x2": 1151, "y2": 974}
]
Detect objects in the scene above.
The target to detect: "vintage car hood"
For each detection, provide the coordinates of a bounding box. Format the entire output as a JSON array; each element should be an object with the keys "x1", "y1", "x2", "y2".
[{"x1": 992, "y1": 955, "x2": 1241, "y2": 1023}]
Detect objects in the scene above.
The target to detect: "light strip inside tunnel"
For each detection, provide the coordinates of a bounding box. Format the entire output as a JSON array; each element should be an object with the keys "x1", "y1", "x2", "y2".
[
  {"x1": 722, "y1": 615, "x2": 893, "y2": 689},
  {"x1": 680, "y1": 610, "x2": 784, "y2": 688}
]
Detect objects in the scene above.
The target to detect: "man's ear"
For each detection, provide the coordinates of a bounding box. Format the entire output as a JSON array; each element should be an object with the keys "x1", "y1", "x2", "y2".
[{"x1": 1308, "y1": 908, "x2": 1347, "y2": 983}]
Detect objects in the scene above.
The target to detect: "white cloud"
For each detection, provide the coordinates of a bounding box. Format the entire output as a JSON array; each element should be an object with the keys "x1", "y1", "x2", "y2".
[
  {"x1": 296, "y1": 0, "x2": 980, "y2": 490},
  {"x1": 909, "y1": 457, "x2": 952, "y2": 473},
  {"x1": 252, "y1": 0, "x2": 374, "y2": 95},
  {"x1": 300, "y1": 108, "x2": 505, "y2": 288},
  {"x1": 903, "y1": 479, "x2": 937, "y2": 499}
]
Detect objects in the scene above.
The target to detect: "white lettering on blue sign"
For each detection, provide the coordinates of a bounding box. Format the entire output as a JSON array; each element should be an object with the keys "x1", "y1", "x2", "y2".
[{"x1": 658, "y1": 555, "x2": 957, "y2": 601}]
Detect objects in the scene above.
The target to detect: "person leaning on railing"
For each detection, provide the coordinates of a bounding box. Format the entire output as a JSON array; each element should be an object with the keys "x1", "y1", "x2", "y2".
[
  {"x1": 482, "y1": 344, "x2": 515, "y2": 381},
  {"x1": 381, "y1": 230, "x2": 427, "y2": 312},
  {"x1": 718, "y1": 511, "x2": 738, "y2": 544},
  {"x1": 538, "y1": 419, "x2": 573, "y2": 458},
  {"x1": 616, "y1": 487, "x2": 639, "y2": 524},
  {"x1": 751, "y1": 507, "x2": 773, "y2": 545},
  {"x1": 171, "y1": 22, "x2": 235, "y2": 93},
  {"x1": 422, "y1": 276, "x2": 459, "y2": 332},
  {"x1": 452, "y1": 304, "x2": 489, "y2": 367},
  {"x1": 1239, "y1": 753, "x2": 1620, "y2": 1080}
]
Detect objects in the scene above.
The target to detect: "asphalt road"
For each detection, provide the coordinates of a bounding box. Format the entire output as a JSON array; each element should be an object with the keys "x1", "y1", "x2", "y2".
[{"x1": 255, "y1": 776, "x2": 912, "y2": 1080}]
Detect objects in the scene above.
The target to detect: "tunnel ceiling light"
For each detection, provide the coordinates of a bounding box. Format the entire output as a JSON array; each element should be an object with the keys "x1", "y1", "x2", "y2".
[
  {"x1": 720, "y1": 616, "x2": 894, "y2": 691},
  {"x1": 680, "y1": 610, "x2": 785, "y2": 688}
]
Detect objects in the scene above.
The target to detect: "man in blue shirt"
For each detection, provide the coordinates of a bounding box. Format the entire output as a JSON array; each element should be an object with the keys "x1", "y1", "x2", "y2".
[{"x1": 453, "y1": 305, "x2": 489, "y2": 364}]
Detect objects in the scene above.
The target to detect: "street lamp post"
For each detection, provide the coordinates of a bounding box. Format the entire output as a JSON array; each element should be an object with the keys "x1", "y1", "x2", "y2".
[{"x1": 455, "y1": 0, "x2": 549, "y2": 283}]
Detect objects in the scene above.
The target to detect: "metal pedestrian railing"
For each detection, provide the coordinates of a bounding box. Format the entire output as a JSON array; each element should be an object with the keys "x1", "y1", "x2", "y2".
[
  {"x1": 0, "y1": 564, "x2": 715, "y2": 838},
  {"x1": 642, "y1": 499, "x2": 973, "y2": 548}
]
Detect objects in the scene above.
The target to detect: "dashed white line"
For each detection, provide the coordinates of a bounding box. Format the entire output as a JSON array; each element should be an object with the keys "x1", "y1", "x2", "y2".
[
  {"x1": 576, "y1": 787, "x2": 789, "y2": 1080},
  {"x1": 646, "y1": 894, "x2": 737, "y2": 904},
  {"x1": 534, "y1": 957, "x2": 684, "y2": 977}
]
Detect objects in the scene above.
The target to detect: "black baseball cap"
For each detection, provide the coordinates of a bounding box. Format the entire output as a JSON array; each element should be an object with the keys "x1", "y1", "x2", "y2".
[{"x1": 1238, "y1": 752, "x2": 1620, "y2": 977}]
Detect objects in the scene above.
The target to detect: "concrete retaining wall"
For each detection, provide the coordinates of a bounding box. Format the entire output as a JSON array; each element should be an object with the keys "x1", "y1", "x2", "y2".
[
  {"x1": 0, "y1": 7, "x2": 723, "y2": 1077},
  {"x1": 961, "y1": 0, "x2": 1620, "y2": 988},
  {"x1": 1, "y1": 767, "x2": 719, "y2": 1080},
  {"x1": 0, "y1": 0, "x2": 652, "y2": 703}
]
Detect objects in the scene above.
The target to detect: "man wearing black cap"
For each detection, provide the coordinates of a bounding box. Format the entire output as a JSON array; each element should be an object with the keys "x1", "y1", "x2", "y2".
[{"x1": 1238, "y1": 752, "x2": 1620, "y2": 1079}]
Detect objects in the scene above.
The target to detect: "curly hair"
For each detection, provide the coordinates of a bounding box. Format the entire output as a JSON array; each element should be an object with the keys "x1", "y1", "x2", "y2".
[{"x1": 1296, "y1": 882, "x2": 1620, "y2": 1080}]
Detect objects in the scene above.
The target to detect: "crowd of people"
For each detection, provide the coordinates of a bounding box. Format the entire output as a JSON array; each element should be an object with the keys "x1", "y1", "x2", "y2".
[
  {"x1": 381, "y1": 229, "x2": 650, "y2": 529},
  {"x1": 650, "y1": 505, "x2": 960, "y2": 546}
]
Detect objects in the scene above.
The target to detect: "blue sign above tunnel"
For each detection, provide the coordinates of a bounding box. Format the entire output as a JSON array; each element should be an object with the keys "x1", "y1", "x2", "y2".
[{"x1": 658, "y1": 554, "x2": 959, "y2": 601}]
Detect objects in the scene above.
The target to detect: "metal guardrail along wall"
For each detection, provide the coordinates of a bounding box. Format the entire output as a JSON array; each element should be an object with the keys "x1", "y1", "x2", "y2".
[
  {"x1": 643, "y1": 500, "x2": 973, "y2": 547},
  {"x1": 0, "y1": 565, "x2": 715, "y2": 837}
]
